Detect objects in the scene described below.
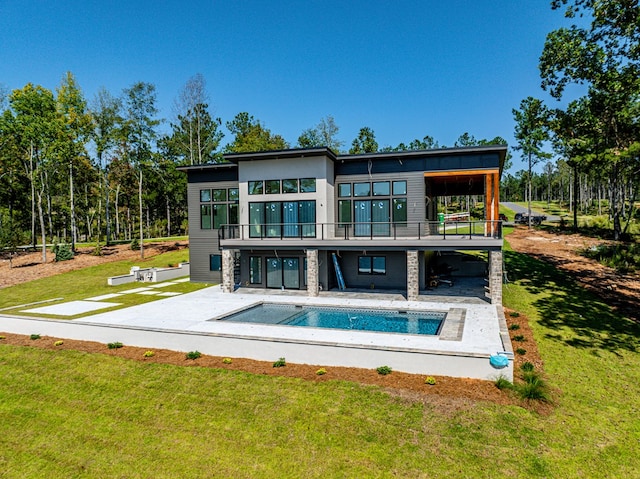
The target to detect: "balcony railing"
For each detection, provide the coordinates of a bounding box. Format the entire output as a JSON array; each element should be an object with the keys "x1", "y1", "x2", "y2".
[{"x1": 219, "y1": 221, "x2": 502, "y2": 241}]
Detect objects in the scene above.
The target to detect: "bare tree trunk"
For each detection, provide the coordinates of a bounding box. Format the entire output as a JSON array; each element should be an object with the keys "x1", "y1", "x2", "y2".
[
  {"x1": 70, "y1": 159, "x2": 76, "y2": 250},
  {"x1": 166, "y1": 196, "x2": 171, "y2": 236},
  {"x1": 36, "y1": 180, "x2": 47, "y2": 263},
  {"x1": 139, "y1": 169, "x2": 144, "y2": 259},
  {"x1": 115, "y1": 184, "x2": 120, "y2": 239}
]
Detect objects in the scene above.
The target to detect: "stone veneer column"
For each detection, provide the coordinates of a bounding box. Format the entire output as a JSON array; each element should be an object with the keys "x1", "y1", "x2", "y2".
[
  {"x1": 306, "y1": 249, "x2": 319, "y2": 297},
  {"x1": 221, "y1": 249, "x2": 235, "y2": 293},
  {"x1": 488, "y1": 250, "x2": 503, "y2": 304},
  {"x1": 407, "y1": 250, "x2": 419, "y2": 301}
]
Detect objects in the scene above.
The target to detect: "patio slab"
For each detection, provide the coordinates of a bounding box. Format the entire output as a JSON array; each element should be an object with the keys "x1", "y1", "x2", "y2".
[{"x1": 22, "y1": 300, "x2": 121, "y2": 316}]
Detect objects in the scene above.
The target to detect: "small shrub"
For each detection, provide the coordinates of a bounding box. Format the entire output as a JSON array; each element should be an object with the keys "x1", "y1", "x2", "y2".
[
  {"x1": 516, "y1": 347, "x2": 527, "y2": 355},
  {"x1": 521, "y1": 361, "x2": 535, "y2": 372},
  {"x1": 107, "y1": 342, "x2": 123, "y2": 349},
  {"x1": 273, "y1": 357, "x2": 286, "y2": 368},
  {"x1": 425, "y1": 376, "x2": 436, "y2": 385},
  {"x1": 509, "y1": 311, "x2": 520, "y2": 318},
  {"x1": 54, "y1": 340, "x2": 64, "y2": 346},
  {"x1": 513, "y1": 334, "x2": 526, "y2": 342},
  {"x1": 222, "y1": 357, "x2": 232, "y2": 364},
  {"x1": 0, "y1": 335, "x2": 5, "y2": 340},
  {"x1": 30, "y1": 334, "x2": 40, "y2": 340},
  {"x1": 53, "y1": 243, "x2": 74, "y2": 262},
  {"x1": 516, "y1": 373, "x2": 550, "y2": 402},
  {"x1": 376, "y1": 365, "x2": 393, "y2": 375},
  {"x1": 92, "y1": 243, "x2": 104, "y2": 257},
  {"x1": 509, "y1": 324, "x2": 521, "y2": 330},
  {"x1": 185, "y1": 351, "x2": 201, "y2": 360},
  {"x1": 316, "y1": 368, "x2": 327, "y2": 375},
  {"x1": 143, "y1": 351, "x2": 155, "y2": 358},
  {"x1": 130, "y1": 238, "x2": 140, "y2": 251},
  {"x1": 495, "y1": 376, "x2": 513, "y2": 390}
]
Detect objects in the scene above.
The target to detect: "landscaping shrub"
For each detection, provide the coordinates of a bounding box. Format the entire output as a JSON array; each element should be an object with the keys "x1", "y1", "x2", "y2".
[
  {"x1": 509, "y1": 311, "x2": 520, "y2": 318},
  {"x1": 185, "y1": 351, "x2": 201, "y2": 360},
  {"x1": 107, "y1": 342, "x2": 123, "y2": 349},
  {"x1": 222, "y1": 358, "x2": 232, "y2": 364},
  {"x1": 130, "y1": 238, "x2": 140, "y2": 251},
  {"x1": 516, "y1": 372, "x2": 551, "y2": 402},
  {"x1": 494, "y1": 376, "x2": 513, "y2": 390},
  {"x1": 54, "y1": 340, "x2": 64, "y2": 346},
  {"x1": 516, "y1": 348, "x2": 527, "y2": 355},
  {"x1": 143, "y1": 351, "x2": 155, "y2": 358},
  {"x1": 376, "y1": 365, "x2": 392, "y2": 375},
  {"x1": 520, "y1": 362, "x2": 535, "y2": 372},
  {"x1": 30, "y1": 334, "x2": 41, "y2": 340},
  {"x1": 513, "y1": 334, "x2": 526, "y2": 342},
  {"x1": 316, "y1": 368, "x2": 327, "y2": 375},
  {"x1": 509, "y1": 324, "x2": 520, "y2": 330},
  {"x1": 424, "y1": 376, "x2": 436, "y2": 385},
  {"x1": 272, "y1": 357, "x2": 286, "y2": 368},
  {"x1": 53, "y1": 243, "x2": 74, "y2": 262}
]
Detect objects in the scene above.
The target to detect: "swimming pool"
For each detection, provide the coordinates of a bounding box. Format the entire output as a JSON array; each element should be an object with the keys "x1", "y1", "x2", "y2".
[{"x1": 217, "y1": 303, "x2": 445, "y2": 336}]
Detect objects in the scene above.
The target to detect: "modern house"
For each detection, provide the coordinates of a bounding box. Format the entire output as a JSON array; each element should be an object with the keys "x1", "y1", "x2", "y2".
[{"x1": 179, "y1": 145, "x2": 506, "y2": 303}]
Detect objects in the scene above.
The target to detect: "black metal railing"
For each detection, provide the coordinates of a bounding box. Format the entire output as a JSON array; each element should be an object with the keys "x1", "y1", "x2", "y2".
[{"x1": 219, "y1": 221, "x2": 502, "y2": 241}]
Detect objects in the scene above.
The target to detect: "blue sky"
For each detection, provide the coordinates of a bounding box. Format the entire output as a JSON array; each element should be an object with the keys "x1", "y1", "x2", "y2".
[{"x1": 0, "y1": 1, "x2": 581, "y2": 172}]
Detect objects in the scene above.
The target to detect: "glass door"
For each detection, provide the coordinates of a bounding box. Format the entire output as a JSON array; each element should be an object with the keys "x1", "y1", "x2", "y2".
[
  {"x1": 266, "y1": 257, "x2": 300, "y2": 289},
  {"x1": 354, "y1": 200, "x2": 371, "y2": 237}
]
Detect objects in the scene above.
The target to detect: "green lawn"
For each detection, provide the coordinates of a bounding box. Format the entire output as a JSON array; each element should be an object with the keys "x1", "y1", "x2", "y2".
[
  {"x1": 1, "y1": 235, "x2": 639, "y2": 477},
  {"x1": 0, "y1": 248, "x2": 211, "y2": 318}
]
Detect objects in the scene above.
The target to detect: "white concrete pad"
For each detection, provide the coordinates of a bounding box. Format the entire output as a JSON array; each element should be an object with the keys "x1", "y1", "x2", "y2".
[
  {"x1": 157, "y1": 292, "x2": 182, "y2": 297},
  {"x1": 173, "y1": 278, "x2": 190, "y2": 283},
  {"x1": 23, "y1": 301, "x2": 121, "y2": 316},
  {"x1": 85, "y1": 293, "x2": 124, "y2": 301},
  {"x1": 148, "y1": 282, "x2": 177, "y2": 288},
  {"x1": 125, "y1": 287, "x2": 153, "y2": 293},
  {"x1": 137, "y1": 291, "x2": 160, "y2": 295}
]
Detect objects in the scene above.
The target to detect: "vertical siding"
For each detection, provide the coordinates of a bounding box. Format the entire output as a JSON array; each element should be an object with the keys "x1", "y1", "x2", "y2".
[{"x1": 188, "y1": 180, "x2": 238, "y2": 283}]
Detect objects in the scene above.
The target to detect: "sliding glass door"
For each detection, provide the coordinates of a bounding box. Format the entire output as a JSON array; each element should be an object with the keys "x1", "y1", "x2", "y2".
[{"x1": 266, "y1": 257, "x2": 300, "y2": 289}]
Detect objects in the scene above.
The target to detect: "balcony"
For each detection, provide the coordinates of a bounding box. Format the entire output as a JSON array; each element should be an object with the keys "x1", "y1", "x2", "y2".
[{"x1": 219, "y1": 221, "x2": 503, "y2": 251}]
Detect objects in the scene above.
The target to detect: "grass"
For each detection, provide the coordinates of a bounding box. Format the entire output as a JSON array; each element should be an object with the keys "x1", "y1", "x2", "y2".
[
  {"x1": 0, "y1": 233, "x2": 640, "y2": 477},
  {"x1": 0, "y1": 248, "x2": 211, "y2": 318}
]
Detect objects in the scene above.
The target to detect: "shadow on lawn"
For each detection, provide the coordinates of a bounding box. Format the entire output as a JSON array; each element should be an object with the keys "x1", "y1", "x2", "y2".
[{"x1": 504, "y1": 250, "x2": 640, "y2": 356}]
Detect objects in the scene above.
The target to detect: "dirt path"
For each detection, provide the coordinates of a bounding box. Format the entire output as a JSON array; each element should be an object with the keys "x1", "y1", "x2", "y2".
[{"x1": 507, "y1": 227, "x2": 640, "y2": 321}]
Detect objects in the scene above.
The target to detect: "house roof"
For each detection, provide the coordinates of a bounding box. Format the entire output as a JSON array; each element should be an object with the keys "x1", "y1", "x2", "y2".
[{"x1": 178, "y1": 144, "x2": 508, "y2": 176}]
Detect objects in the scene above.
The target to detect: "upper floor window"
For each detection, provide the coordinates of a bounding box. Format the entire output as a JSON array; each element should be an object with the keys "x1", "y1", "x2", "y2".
[
  {"x1": 248, "y1": 181, "x2": 264, "y2": 195},
  {"x1": 265, "y1": 180, "x2": 280, "y2": 194},
  {"x1": 300, "y1": 178, "x2": 316, "y2": 193},
  {"x1": 200, "y1": 187, "x2": 239, "y2": 229},
  {"x1": 282, "y1": 179, "x2": 298, "y2": 193}
]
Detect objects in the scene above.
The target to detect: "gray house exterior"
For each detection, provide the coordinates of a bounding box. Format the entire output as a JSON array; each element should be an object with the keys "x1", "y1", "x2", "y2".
[{"x1": 179, "y1": 145, "x2": 506, "y2": 303}]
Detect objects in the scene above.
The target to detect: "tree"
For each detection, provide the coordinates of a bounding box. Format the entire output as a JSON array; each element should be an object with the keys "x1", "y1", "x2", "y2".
[
  {"x1": 349, "y1": 127, "x2": 378, "y2": 154},
  {"x1": 6, "y1": 84, "x2": 59, "y2": 261},
  {"x1": 540, "y1": 0, "x2": 640, "y2": 239},
  {"x1": 56, "y1": 72, "x2": 93, "y2": 250},
  {"x1": 90, "y1": 87, "x2": 123, "y2": 244},
  {"x1": 167, "y1": 74, "x2": 224, "y2": 165},
  {"x1": 297, "y1": 115, "x2": 344, "y2": 152},
  {"x1": 122, "y1": 82, "x2": 160, "y2": 258},
  {"x1": 225, "y1": 112, "x2": 288, "y2": 153},
  {"x1": 513, "y1": 97, "x2": 552, "y2": 228}
]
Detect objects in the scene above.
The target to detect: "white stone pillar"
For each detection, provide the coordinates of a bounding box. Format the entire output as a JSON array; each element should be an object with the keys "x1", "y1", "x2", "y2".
[
  {"x1": 488, "y1": 250, "x2": 503, "y2": 304},
  {"x1": 306, "y1": 249, "x2": 319, "y2": 297},
  {"x1": 222, "y1": 249, "x2": 235, "y2": 293},
  {"x1": 407, "y1": 250, "x2": 419, "y2": 301}
]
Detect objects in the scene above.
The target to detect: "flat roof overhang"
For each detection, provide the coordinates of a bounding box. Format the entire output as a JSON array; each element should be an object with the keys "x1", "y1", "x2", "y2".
[{"x1": 220, "y1": 238, "x2": 503, "y2": 251}]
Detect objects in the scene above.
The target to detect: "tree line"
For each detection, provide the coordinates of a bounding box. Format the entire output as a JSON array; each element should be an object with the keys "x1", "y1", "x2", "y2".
[
  {"x1": 510, "y1": 0, "x2": 640, "y2": 237},
  {"x1": 0, "y1": 71, "x2": 509, "y2": 261}
]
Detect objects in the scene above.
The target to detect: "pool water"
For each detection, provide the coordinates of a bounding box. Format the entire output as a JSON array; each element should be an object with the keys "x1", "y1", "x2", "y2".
[{"x1": 218, "y1": 303, "x2": 445, "y2": 336}]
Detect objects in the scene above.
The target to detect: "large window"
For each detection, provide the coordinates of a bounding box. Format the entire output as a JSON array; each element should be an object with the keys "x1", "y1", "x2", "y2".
[
  {"x1": 336, "y1": 180, "x2": 407, "y2": 236},
  {"x1": 249, "y1": 201, "x2": 316, "y2": 238},
  {"x1": 358, "y1": 256, "x2": 386, "y2": 275},
  {"x1": 249, "y1": 178, "x2": 315, "y2": 195},
  {"x1": 200, "y1": 187, "x2": 239, "y2": 230}
]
